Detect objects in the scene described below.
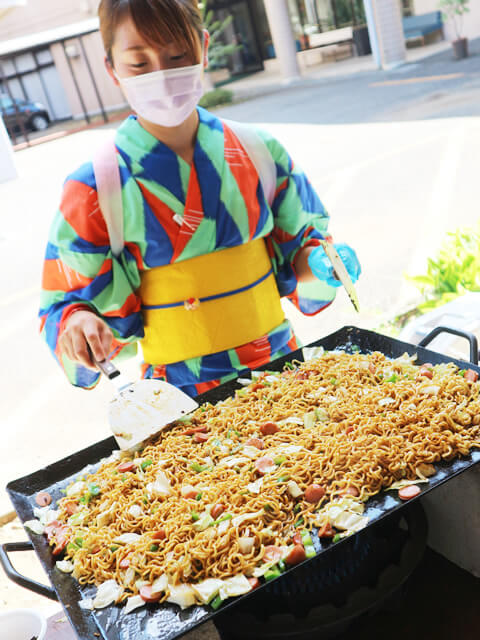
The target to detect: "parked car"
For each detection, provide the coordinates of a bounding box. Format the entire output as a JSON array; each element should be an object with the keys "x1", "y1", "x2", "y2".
[{"x1": 0, "y1": 94, "x2": 50, "y2": 135}]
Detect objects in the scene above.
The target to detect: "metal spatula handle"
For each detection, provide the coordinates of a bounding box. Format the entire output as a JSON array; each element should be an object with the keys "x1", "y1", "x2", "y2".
[{"x1": 95, "y1": 358, "x2": 121, "y2": 380}]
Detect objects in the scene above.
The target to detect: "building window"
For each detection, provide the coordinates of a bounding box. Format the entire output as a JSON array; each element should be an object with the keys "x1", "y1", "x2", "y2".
[
  {"x1": 402, "y1": 0, "x2": 413, "y2": 16},
  {"x1": 287, "y1": 0, "x2": 367, "y2": 41}
]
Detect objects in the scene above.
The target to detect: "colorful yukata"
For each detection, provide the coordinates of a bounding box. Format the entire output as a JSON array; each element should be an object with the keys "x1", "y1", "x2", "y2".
[{"x1": 40, "y1": 107, "x2": 337, "y2": 396}]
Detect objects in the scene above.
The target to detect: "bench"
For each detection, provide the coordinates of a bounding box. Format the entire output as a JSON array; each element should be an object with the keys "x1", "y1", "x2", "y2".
[
  {"x1": 402, "y1": 11, "x2": 444, "y2": 45},
  {"x1": 265, "y1": 27, "x2": 354, "y2": 68}
]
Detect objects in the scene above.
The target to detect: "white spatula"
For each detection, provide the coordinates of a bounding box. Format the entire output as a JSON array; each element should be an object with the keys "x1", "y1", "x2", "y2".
[{"x1": 96, "y1": 359, "x2": 198, "y2": 451}]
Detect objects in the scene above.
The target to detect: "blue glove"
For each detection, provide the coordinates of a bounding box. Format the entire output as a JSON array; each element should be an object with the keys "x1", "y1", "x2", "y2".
[{"x1": 307, "y1": 243, "x2": 361, "y2": 288}]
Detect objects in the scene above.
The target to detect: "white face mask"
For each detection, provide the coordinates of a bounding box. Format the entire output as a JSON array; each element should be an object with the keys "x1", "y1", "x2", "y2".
[{"x1": 117, "y1": 63, "x2": 204, "y2": 127}]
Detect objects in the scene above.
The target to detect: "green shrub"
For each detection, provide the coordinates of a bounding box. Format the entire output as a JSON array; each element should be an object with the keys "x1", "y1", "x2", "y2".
[
  {"x1": 199, "y1": 88, "x2": 233, "y2": 109},
  {"x1": 406, "y1": 222, "x2": 480, "y2": 312}
]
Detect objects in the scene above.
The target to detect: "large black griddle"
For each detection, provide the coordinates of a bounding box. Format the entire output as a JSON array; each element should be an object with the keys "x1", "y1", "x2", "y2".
[{"x1": 2, "y1": 326, "x2": 479, "y2": 640}]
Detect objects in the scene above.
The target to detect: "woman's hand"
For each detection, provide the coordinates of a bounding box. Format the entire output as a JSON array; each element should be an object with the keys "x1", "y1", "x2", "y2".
[
  {"x1": 307, "y1": 243, "x2": 361, "y2": 287},
  {"x1": 59, "y1": 310, "x2": 113, "y2": 369}
]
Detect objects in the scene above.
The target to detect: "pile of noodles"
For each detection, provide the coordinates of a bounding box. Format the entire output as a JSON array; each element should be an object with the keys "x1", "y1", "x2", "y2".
[{"x1": 53, "y1": 350, "x2": 480, "y2": 601}]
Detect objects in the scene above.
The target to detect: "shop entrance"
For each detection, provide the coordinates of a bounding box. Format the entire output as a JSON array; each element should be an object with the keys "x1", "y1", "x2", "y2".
[{"x1": 209, "y1": 0, "x2": 264, "y2": 75}]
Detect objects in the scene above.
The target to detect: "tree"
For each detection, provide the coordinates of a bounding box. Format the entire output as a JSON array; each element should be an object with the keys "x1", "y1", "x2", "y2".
[{"x1": 199, "y1": 1, "x2": 239, "y2": 70}]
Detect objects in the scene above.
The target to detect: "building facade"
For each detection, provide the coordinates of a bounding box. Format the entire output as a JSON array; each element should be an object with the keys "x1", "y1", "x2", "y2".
[
  {"x1": 0, "y1": 0, "x2": 479, "y2": 133},
  {"x1": 206, "y1": 0, "x2": 415, "y2": 75},
  {"x1": 413, "y1": 0, "x2": 480, "y2": 41}
]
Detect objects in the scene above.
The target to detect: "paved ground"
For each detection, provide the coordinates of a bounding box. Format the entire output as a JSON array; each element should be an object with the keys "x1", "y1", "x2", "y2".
[{"x1": 1, "y1": 40, "x2": 480, "y2": 629}]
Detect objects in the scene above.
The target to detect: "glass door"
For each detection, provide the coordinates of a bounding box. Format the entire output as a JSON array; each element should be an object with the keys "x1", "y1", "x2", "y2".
[{"x1": 217, "y1": 1, "x2": 263, "y2": 75}]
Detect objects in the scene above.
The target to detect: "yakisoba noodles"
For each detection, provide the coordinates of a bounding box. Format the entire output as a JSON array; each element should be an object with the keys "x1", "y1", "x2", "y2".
[{"x1": 37, "y1": 351, "x2": 480, "y2": 611}]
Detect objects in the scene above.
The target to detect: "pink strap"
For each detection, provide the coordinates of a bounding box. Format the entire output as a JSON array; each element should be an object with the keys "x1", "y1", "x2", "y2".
[{"x1": 92, "y1": 139, "x2": 124, "y2": 257}]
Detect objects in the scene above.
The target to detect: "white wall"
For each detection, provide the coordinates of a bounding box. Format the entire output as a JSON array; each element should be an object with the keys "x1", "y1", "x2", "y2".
[{"x1": 413, "y1": 0, "x2": 480, "y2": 41}]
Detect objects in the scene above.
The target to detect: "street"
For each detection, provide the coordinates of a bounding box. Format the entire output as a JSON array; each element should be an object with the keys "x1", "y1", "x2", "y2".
[{"x1": 1, "y1": 40, "x2": 480, "y2": 525}]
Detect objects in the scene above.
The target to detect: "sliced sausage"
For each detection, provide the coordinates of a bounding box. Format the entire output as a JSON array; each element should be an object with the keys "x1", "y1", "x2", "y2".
[
  {"x1": 304, "y1": 484, "x2": 326, "y2": 503},
  {"x1": 65, "y1": 502, "x2": 79, "y2": 516},
  {"x1": 44, "y1": 520, "x2": 61, "y2": 542},
  {"x1": 259, "y1": 422, "x2": 279, "y2": 436},
  {"x1": 285, "y1": 544, "x2": 306, "y2": 566},
  {"x1": 152, "y1": 528, "x2": 167, "y2": 540},
  {"x1": 248, "y1": 577, "x2": 261, "y2": 590},
  {"x1": 211, "y1": 504, "x2": 225, "y2": 520},
  {"x1": 52, "y1": 526, "x2": 69, "y2": 556},
  {"x1": 52, "y1": 537, "x2": 68, "y2": 556},
  {"x1": 140, "y1": 585, "x2": 162, "y2": 603},
  {"x1": 245, "y1": 438, "x2": 265, "y2": 450},
  {"x1": 182, "y1": 425, "x2": 208, "y2": 436},
  {"x1": 342, "y1": 486, "x2": 360, "y2": 498},
  {"x1": 419, "y1": 367, "x2": 433, "y2": 380},
  {"x1": 119, "y1": 555, "x2": 131, "y2": 569},
  {"x1": 193, "y1": 432, "x2": 209, "y2": 443},
  {"x1": 117, "y1": 461, "x2": 136, "y2": 473},
  {"x1": 263, "y1": 545, "x2": 282, "y2": 564},
  {"x1": 182, "y1": 488, "x2": 198, "y2": 500},
  {"x1": 35, "y1": 491, "x2": 52, "y2": 507},
  {"x1": 254, "y1": 456, "x2": 276, "y2": 475},
  {"x1": 318, "y1": 521, "x2": 334, "y2": 538},
  {"x1": 465, "y1": 369, "x2": 479, "y2": 383},
  {"x1": 292, "y1": 532, "x2": 303, "y2": 545},
  {"x1": 398, "y1": 485, "x2": 421, "y2": 501}
]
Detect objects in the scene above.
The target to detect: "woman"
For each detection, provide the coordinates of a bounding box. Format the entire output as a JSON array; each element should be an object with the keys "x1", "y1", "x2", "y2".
[{"x1": 39, "y1": 0, "x2": 360, "y2": 397}]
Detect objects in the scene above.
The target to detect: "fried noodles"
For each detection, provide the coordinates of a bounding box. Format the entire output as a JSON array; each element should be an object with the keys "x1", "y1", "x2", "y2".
[{"x1": 51, "y1": 351, "x2": 480, "y2": 604}]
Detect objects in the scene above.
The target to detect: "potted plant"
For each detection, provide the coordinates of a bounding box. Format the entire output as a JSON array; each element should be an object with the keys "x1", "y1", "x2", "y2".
[{"x1": 438, "y1": 0, "x2": 470, "y2": 60}]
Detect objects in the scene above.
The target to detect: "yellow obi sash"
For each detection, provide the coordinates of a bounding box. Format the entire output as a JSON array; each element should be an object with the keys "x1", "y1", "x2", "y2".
[{"x1": 139, "y1": 238, "x2": 284, "y2": 365}]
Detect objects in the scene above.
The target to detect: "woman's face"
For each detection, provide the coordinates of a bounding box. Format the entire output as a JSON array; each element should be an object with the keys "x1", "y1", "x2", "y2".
[{"x1": 109, "y1": 14, "x2": 203, "y2": 80}]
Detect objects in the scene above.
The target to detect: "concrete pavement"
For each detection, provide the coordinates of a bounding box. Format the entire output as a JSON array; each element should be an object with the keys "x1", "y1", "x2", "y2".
[{"x1": 1, "y1": 39, "x2": 480, "y2": 625}]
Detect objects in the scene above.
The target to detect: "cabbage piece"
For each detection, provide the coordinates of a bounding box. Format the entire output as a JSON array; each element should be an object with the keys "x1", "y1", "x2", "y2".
[
  {"x1": 128, "y1": 504, "x2": 143, "y2": 518},
  {"x1": 243, "y1": 446, "x2": 262, "y2": 459},
  {"x1": 219, "y1": 575, "x2": 252, "y2": 600},
  {"x1": 146, "y1": 470, "x2": 172, "y2": 498},
  {"x1": 151, "y1": 574, "x2": 169, "y2": 594},
  {"x1": 114, "y1": 533, "x2": 142, "y2": 545},
  {"x1": 24, "y1": 519, "x2": 45, "y2": 535},
  {"x1": 387, "y1": 479, "x2": 429, "y2": 491},
  {"x1": 193, "y1": 513, "x2": 214, "y2": 532},
  {"x1": 419, "y1": 385, "x2": 440, "y2": 396},
  {"x1": 123, "y1": 567, "x2": 136, "y2": 587},
  {"x1": 286, "y1": 480, "x2": 303, "y2": 498},
  {"x1": 124, "y1": 595, "x2": 145, "y2": 614},
  {"x1": 247, "y1": 478, "x2": 263, "y2": 494},
  {"x1": 273, "y1": 445, "x2": 303, "y2": 455},
  {"x1": 219, "y1": 456, "x2": 250, "y2": 468},
  {"x1": 238, "y1": 537, "x2": 254, "y2": 554},
  {"x1": 96, "y1": 506, "x2": 114, "y2": 528},
  {"x1": 303, "y1": 412, "x2": 316, "y2": 428},
  {"x1": 33, "y1": 507, "x2": 59, "y2": 525},
  {"x1": 378, "y1": 397, "x2": 396, "y2": 406},
  {"x1": 217, "y1": 519, "x2": 231, "y2": 535},
  {"x1": 232, "y1": 510, "x2": 264, "y2": 528},
  {"x1": 66, "y1": 481, "x2": 86, "y2": 497},
  {"x1": 68, "y1": 510, "x2": 89, "y2": 526},
  {"x1": 192, "y1": 578, "x2": 224, "y2": 604},
  {"x1": 277, "y1": 416, "x2": 304, "y2": 426},
  {"x1": 79, "y1": 598, "x2": 94, "y2": 611},
  {"x1": 302, "y1": 346, "x2": 324, "y2": 360},
  {"x1": 93, "y1": 580, "x2": 123, "y2": 608},
  {"x1": 166, "y1": 584, "x2": 196, "y2": 609},
  {"x1": 330, "y1": 510, "x2": 368, "y2": 532},
  {"x1": 56, "y1": 560, "x2": 74, "y2": 573}
]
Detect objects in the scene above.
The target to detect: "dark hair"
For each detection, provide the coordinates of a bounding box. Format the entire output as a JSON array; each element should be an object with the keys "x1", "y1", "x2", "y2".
[{"x1": 98, "y1": 0, "x2": 203, "y2": 66}]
